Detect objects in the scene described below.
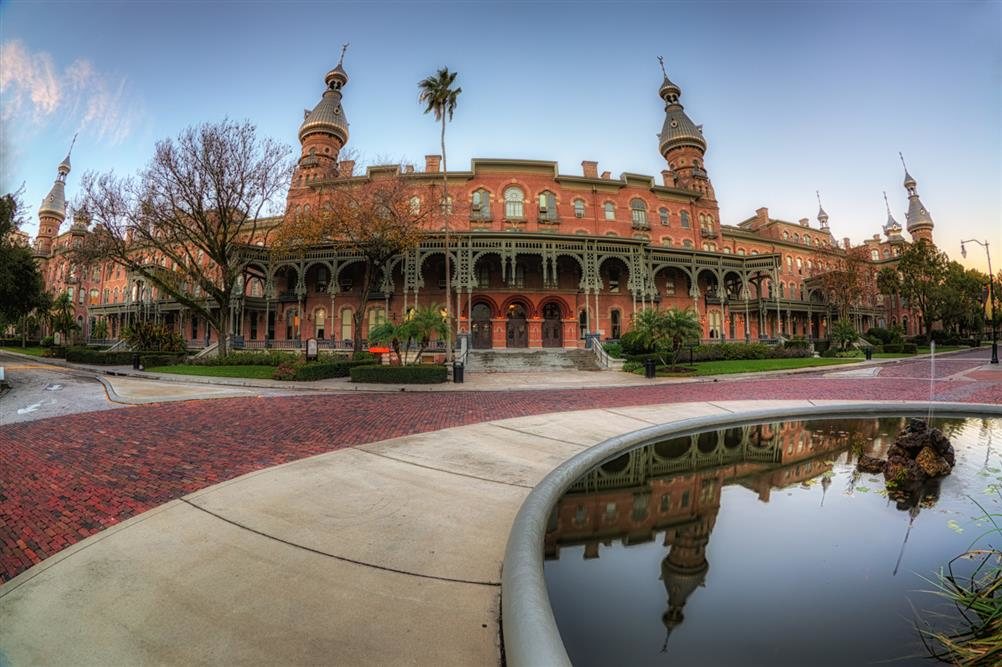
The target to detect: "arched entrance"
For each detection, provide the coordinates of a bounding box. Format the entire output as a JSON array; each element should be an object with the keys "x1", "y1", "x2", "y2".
[
  {"x1": 541, "y1": 302, "x2": 563, "y2": 348},
  {"x1": 471, "y1": 302, "x2": 493, "y2": 349},
  {"x1": 506, "y1": 303, "x2": 528, "y2": 348}
]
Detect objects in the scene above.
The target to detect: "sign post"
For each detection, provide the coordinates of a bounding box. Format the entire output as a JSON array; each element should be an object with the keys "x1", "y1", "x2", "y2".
[{"x1": 306, "y1": 337, "x2": 318, "y2": 361}]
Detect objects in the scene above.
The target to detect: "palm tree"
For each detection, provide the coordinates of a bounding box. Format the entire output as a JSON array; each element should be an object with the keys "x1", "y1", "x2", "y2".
[
  {"x1": 418, "y1": 68, "x2": 461, "y2": 365},
  {"x1": 632, "y1": 307, "x2": 702, "y2": 369},
  {"x1": 369, "y1": 304, "x2": 449, "y2": 365}
]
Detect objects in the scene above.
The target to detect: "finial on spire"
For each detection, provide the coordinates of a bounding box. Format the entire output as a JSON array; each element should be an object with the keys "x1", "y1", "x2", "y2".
[
  {"x1": 816, "y1": 190, "x2": 822, "y2": 208},
  {"x1": 68, "y1": 132, "x2": 78, "y2": 157},
  {"x1": 816, "y1": 190, "x2": 829, "y2": 227},
  {"x1": 898, "y1": 152, "x2": 907, "y2": 172},
  {"x1": 658, "y1": 55, "x2": 667, "y2": 77},
  {"x1": 883, "y1": 190, "x2": 891, "y2": 215},
  {"x1": 338, "y1": 43, "x2": 350, "y2": 67}
]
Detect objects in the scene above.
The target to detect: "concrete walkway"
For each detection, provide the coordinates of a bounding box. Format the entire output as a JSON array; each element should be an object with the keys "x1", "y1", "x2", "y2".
[{"x1": 0, "y1": 398, "x2": 983, "y2": 666}]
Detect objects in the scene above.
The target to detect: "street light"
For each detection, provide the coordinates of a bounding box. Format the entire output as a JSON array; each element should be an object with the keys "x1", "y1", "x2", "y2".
[{"x1": 961, "y1": 239, "x2": 999, "y2": 364}]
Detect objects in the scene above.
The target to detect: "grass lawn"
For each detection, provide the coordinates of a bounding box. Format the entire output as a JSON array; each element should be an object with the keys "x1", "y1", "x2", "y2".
[
  {"x1": 917, "y1": 345, "x2": 965, "y2": 354},
  {"x1": 651, "y1": 357, "x2": 860, "y2": 377},
  {"x1": 0, "y1": 346, "x2": 48, "y2": 356},
  {"x1": 872, "y1": 352, "x2": 913, "y2": 359},
  {"x1": 146, "y1": 364, "x2": 278, "y2": 379}
]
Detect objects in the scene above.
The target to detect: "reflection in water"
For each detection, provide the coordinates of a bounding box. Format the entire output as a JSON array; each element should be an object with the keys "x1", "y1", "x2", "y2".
[{"x1": 544, "y1": 417, "x2": 1000, "y2": 667}]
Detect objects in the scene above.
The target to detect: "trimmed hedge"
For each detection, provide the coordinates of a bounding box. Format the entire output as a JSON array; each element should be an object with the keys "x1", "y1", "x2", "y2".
[
  {"x1": 191, "y1": 351, "x2": 300, "y2": 367},
  {"x1": 65, "y1": 348, "x2": 135, "y2": 365},
  {"x1": 286, "y1": 359, "x2": 372, "y2": 381},
  {"x1": 881, "y1": 343, "x2": 918, "y2": 354},
  {"x1": 0, "y1": 338, "x2": 40, "y2": 347},
  {"x1": 65, "y1": 347, "x2": 188, "y2": 366},
  {"x1": 625, "y1": 342, "x2": 809, "y2": 364},
  {"x1": 349, "y1": 364, "x2": 447, "y2": 384}
]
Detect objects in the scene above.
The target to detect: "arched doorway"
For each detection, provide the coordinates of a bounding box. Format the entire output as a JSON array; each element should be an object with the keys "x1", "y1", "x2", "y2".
[
  {"x1": 471, "y1": 302, "x2": 493, "y2": 349},
  {"x1": 542, "y1": 302, "x2": 563, "y2": 348},
  {"x1": 506, "y1": 303, "x2": 528, "y2": 348}
]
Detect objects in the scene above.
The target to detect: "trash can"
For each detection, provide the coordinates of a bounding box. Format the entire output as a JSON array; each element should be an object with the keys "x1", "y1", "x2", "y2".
[
  {"x1": 132, "y1": 353, "x2": 141, "y2": 370},
  {"x1": 864, "y1": 348, "x2": 873, "y2": 361},
  {"x1": 453, "y1": 361, "x2": 464, "y2": 384},
  {"x1": 643, "y1": 358, "x2": 657, "y2": 379}
]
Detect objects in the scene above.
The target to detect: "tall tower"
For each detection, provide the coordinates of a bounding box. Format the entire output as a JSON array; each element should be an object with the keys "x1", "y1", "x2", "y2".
[
  {"x1": 296, "y1": 44, "x2": 351, "y2": 183},
  {"x1": 35, "y1": 140, "x2": 74, "y2": 258},
  {"x1": 816, "y1": 191, "x2": 831, "y2": 233},
  {"x1": 882, "y1": 190, "x2": 904, "y2": 243},
  {"x1": 899, "y1": 154, "x2": 934, "y2": 244},
  {"x1": 657, "y1": 57, "x2": 714, "y2": 200}
]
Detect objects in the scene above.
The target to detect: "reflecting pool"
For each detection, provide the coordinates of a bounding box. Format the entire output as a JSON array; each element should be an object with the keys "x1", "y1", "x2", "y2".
[{"x1": 543, "y1": 417, "x2": 1002, "y2": 666}]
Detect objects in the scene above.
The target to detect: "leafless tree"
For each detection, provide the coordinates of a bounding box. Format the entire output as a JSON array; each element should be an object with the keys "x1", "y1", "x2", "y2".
[{"x1": 75, "y1": 120, "x2": 292, "y2": 355}]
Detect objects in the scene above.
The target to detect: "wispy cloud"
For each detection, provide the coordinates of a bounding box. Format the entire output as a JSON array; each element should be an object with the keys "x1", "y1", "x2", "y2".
[{"x1": 1, "y1": 39, "x2": 145, "y2": 147}]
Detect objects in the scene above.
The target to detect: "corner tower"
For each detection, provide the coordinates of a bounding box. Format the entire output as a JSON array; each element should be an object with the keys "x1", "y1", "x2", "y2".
[
  {"x1": 295, "y1": 45, "x2": 351, "y2": 184},
  {"x1": 657, "y1": 58, "x2": 714, "y2": 200},
  {"x1": 35, "y1": 138, "x2": 74, "y2": 258},
  {"x1": 899, "y1": 154, "x2": 934, "y2": 244}
]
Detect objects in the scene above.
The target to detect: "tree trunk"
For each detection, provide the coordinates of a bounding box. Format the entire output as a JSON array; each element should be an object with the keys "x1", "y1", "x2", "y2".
[{"x1": 441, "y1": 116, "x2": 453, "y2": 365}]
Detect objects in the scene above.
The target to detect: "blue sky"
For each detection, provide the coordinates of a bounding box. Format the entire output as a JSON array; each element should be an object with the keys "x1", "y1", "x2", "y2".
[{"x1": 2, "y1": 1, "x2": 999, "y2": 270}]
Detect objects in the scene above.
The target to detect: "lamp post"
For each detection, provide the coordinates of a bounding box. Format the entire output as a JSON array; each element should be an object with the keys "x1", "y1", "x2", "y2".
[{"x1": 961, "y1": 239, "x2": 998, "y2": 364}]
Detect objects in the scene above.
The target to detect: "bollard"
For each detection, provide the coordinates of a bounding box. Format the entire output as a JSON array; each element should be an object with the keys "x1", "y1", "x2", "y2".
[
  {"x1": 644, "y1": 358, "x2": 657, "y2": 379},
  {"x1": 453, "y1": 361, "x2": 464, "y2": 383},
  {"x1": 132, "y1": 353, "x2": 140, "y2": 370},
  {"x1": 864, "y1": 348, "x2": 873, "y2": 361}
]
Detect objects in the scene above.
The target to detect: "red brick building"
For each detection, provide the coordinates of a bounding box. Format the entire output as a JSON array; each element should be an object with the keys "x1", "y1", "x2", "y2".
[{"x1": 32, "y1": 57, "x2": 934, "y2": 349}]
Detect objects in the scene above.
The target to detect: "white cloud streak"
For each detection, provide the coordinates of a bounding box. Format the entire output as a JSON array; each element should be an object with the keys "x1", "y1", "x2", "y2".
[{"x1": 1, "y1": 39, "x2": 144, "y2": 147}]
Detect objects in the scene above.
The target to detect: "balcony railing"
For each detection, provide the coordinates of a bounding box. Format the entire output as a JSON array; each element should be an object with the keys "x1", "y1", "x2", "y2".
[{"x1": 700, "y1": 227, "x2": 718, "y2": 239}]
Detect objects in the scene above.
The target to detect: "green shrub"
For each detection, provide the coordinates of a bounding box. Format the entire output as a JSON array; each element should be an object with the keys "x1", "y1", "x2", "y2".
[
  {"x1": 349, "y1": 364, "x2": 447, "y2": 384},
  {"x1": 140, "y1": 353, "x2": 187, "y2": 368},
  {"x1": 865, "y1": 327, "x2": 894, "y2": 345},
  {"x1": 191, "y1": 351, "x2": 298, "y2": 367},
  {"x1": 621, "y1": 360, "x2": 643, "y2": 374},
  {"x1": 122, "y1": 320, "x2": 185, "y2": 352},
  {"x1": 602, "y1": 341, "x2": 623, "y2": 359},
  {"x1": 45, "y1": 345, "x2": 67, "y2": 358},
  {"x1": 783, "y1": 337, "x2": 810, "y2": 350},
  {"x1": 65, "y1": 347, "x2": 134, "y2": 364},
  {"x1": 352, "y1": 350, "x2": 378, "y2": 362},
  {"x1": 284, "y1": 359, "x2": 372, "y2": 381},
  {"x1": 272, "y1": 361, "x2": 302, "y2": 381},
  {"x1": 619, "y1": 330, "x2": 652, "y2": 355},
  {"x1": 40, "y1": 336, "x2": 54, "y2": 347},
  {"x1": 0, "y1": 338, "x2": 41, "y2": 347},
  {"x1": 882, "y1": 343, "x2": 918, "y2": 354}
]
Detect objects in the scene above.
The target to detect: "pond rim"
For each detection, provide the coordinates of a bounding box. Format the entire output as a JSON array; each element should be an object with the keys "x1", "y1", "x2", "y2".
[{"x1": 500, "y1": 401, "x2": 1002, "y2": 667}]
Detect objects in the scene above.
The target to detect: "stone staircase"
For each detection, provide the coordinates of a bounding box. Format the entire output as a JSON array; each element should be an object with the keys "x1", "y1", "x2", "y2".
[{"x1": 466, "y1": 349, "x2": 601, "y2": 373}]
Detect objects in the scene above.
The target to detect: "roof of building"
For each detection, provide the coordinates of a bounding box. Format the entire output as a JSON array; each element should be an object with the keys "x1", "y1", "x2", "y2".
[{"x1": 299, "y1": 88, "x2": 349, "y2": 144}]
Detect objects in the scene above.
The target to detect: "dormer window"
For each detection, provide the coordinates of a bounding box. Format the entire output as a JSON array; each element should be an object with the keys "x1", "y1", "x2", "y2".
[
  {"x1": 538, "y1": 191, "x2": 558, "y2": 222},
  {"x1": 471, "y1": 189, "x2": 491, "y2": 221},
  {"x1": 630, "y1": 198, "x2": 648, "y2": 227}
]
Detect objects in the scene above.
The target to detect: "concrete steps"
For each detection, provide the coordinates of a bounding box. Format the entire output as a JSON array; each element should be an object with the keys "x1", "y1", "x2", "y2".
[{"x1": 466, "y1": 349, "x2": 601, "y2": 373}]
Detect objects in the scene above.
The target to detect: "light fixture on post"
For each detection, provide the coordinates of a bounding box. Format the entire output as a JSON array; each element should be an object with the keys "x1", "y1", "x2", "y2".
[{"x1": 961, "y1": 239, "x2": 998, "y2": 364}]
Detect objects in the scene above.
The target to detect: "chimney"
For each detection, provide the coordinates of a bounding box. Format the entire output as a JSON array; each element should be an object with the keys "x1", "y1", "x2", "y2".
[
  {"x1": 756, "y1": 207, "x2": 769, "y2": 224},
  {"x1": 425, "y1": 155, "x2": 441, "y2": 173},
  {"x1": 843, "y1": 237, "x2": 851, "y2": 250},
  {"x1": 404, "y1": 164, "x2": 414, "y2": 174},
  {"x1": 799, "y1": 218, "x2": 809, "y2": 227},
  {"x1": 600, "y1": 171, "x2": 611, "y2": 180},
  {"x1": 338, "y1": 159, "x2": 355, "y2": 176},
  {"x1": 661, "y1": 169, "x2": 673, "y2": 187},
  {"x1": 872, "y1": 234, "x2": 881, "y2": 241},
  {"x1": 582, "y1": 160, "x2": 598, "y2": 179}
]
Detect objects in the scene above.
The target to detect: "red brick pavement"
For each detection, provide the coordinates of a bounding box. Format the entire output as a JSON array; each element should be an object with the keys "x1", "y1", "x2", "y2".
[{"x1": 2, "y1": 364, "x2": 1000, "y2": 582}]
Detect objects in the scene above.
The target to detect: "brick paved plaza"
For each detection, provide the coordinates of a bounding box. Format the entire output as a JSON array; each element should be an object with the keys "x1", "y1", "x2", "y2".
[{"x1": 1, "y1": 349, "x2": 998, "y2": 583}]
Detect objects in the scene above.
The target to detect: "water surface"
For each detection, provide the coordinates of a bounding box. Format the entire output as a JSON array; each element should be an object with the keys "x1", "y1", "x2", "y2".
[{"x1": 544, "y1": 416, "x2": 1002, "y2": 666}]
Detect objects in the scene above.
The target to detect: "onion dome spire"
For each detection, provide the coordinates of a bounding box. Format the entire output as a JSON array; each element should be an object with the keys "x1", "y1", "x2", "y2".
[
  {"x1": 39, "y1": 134, "x2": 76, "y2": 220},
  {"x1": 299, "y1": 44, "x2": 350, "y2": 145},
  {"x1": 882, "y1": 190, "x2": 902, "y2": 238},
  {"x1": 657, "y1": 56, "x2": 706, "y2": 156},
  {"x1": 816, "y1": 190, "x2": 830, "y2": 230},
  {"x1": 899, "y1": 153, "x2": 934, "y2": 241}
]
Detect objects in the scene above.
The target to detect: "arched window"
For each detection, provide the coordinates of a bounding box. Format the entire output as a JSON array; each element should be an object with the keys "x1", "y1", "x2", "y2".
[
  {"x1": 440, "y1": 195, "x2": 453, "y2": 215},
  {"x1": 610, "y1": 309, "x2": 622, "y2": 339},
  {"x1": 736, "y1": 248, "x2": 746, "y2": 256},
  {"x1": 538, "y1": 191, "x2": 557, "y2": 222},
  {"x1": 368, "y1": 307, "x2": 386, "y2": 335},
  {"x1": 573, "y1": 199, "x2": 585, "y2": 218},
  {"x1": 409, "y1": 196, "x2": 421, "y2": 215},
  {"x1": 722, "y1": 247, "x2": 732, "y2": 254},
  {"x1": 314, "y1": 308, "x2": 327, "y2": 339},
  {"x1": 504, "y1": 186, "x2": 524, "y2": 219},
  {"x1": 603, "y1": 201, "x2": 616, "y2": 220},
  {"x1": 682, "y1": 239, "x2": 694, "y2": 248},
  {"x1": 796, "y1": 257, "x2": 803, "y2": 273},
  {"x1": 679, "y1": 210, "x2": 691, "y2": 228},
  {"x1": 665, "y1": 278, "x2": 676, "y2": 296},
  {"x1": 870, "y1": 249, "x2": 879, "y2": 260},
  {"x1": 751, "y1": 249, "x2": 759, "y2": 255},
  {"x1": 659, "y1": 208, "x2": 669, "y2": 225},
  {"x1": 630, "y1": 198, "x2": 648, "y2": 226},
  {"x1": 793, "y1": 233, "x2": 800, "y2": 244},
  {"x1": 340, "y1": 307, "x2": 353, "y2": 341},
  {"x1": 471, "y1": 189, "x2": 491, "y2": 221},
  {"x1": 661, "y1": 237, "x2": 673, "y2": 247},
  {"x1": 783, "y1": 231, "x2": 790, "y2": 240}
]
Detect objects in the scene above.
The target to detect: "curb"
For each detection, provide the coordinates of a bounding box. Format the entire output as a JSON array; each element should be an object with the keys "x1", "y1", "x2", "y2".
[{"x1": 500, "y1": 400, "x2": 1002, "y2": 667}]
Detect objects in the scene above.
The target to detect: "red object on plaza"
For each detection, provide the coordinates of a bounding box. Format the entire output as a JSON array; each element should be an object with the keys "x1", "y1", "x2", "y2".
[{"x1": 368, "y1": 346, "x2": 390, "y2": 354}]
